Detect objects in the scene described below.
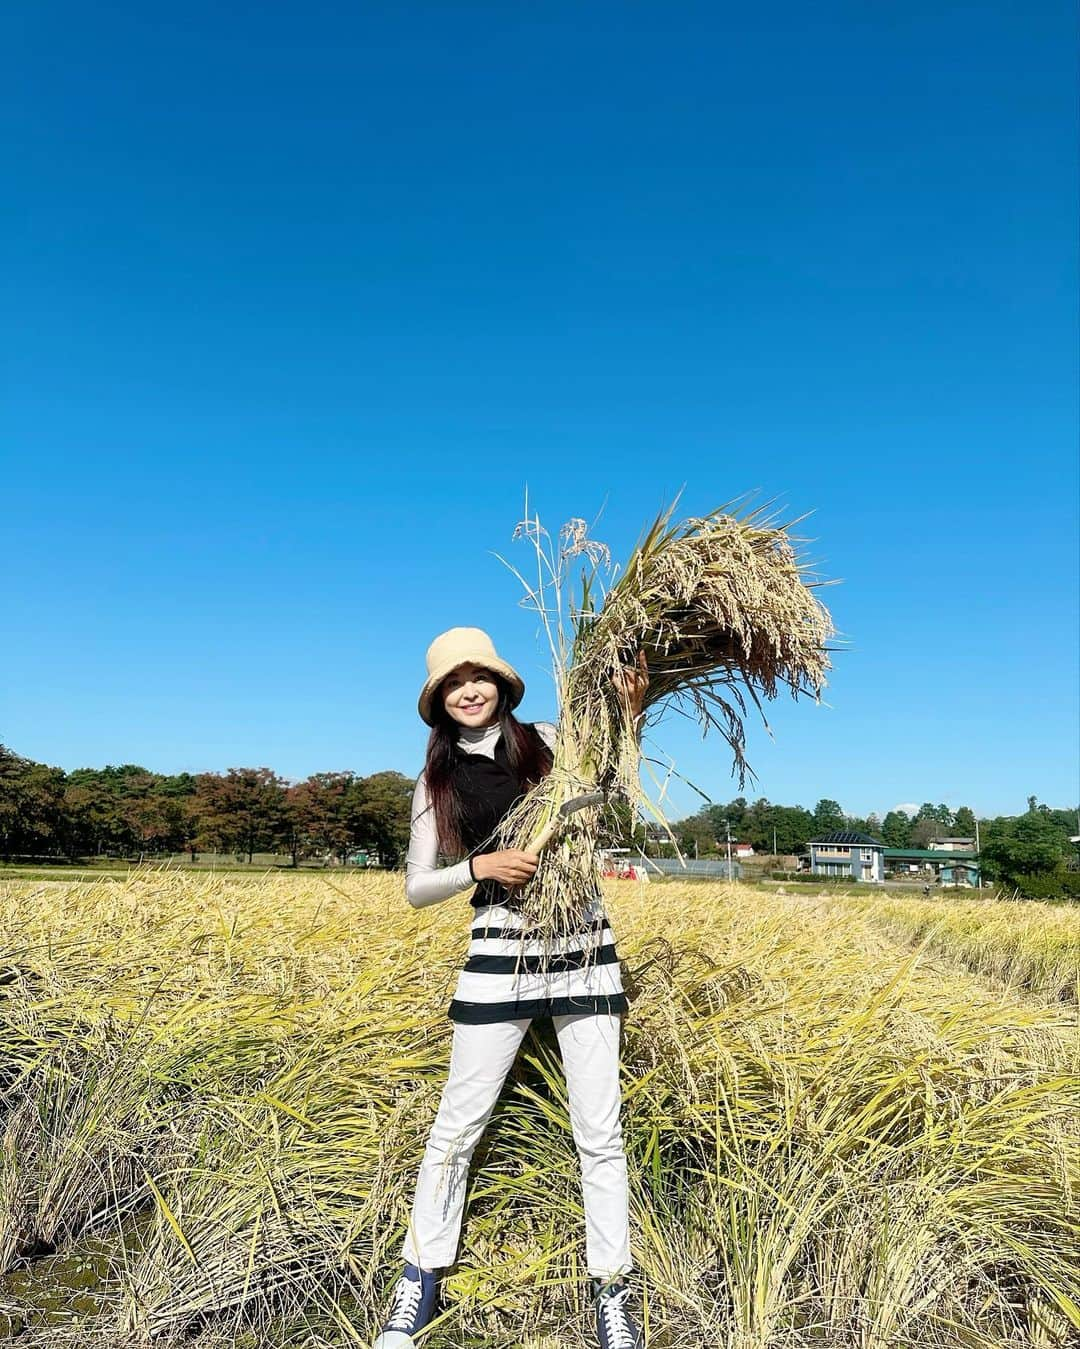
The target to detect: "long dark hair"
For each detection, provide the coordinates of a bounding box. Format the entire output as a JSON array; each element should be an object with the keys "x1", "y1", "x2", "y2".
[{"x1": 425, "y1": 672, "x2": 553, "y2": 856}]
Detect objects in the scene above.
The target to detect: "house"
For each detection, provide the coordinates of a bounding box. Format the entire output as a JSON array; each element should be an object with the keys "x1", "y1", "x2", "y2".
[
  {"x1": 733, "y1": 841, "x2": 755, "y2": 858},
  {"x1": 928, "y1": 837, "x2": 976, "y2": 853},
  {"x1": 883, "y1": 848, "x2": 980, "y2": 886},
  {"x1": 808, "y1": 830, "x2": 886, "y2": 882}
]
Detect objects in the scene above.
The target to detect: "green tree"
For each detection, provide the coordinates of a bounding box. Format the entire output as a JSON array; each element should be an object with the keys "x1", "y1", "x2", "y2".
[
  {"x1": 674, "y1": 810, "x2": 719, "y2": 858},
  {"x1": 348, "y1": 771, "x2": 414, "y2": 867},
  {"x1": 953, "y1": 806, "x2": 977, "y2": 838},
  {"x1": 910, "y1": 803, "x2": 953, "y2": 848},
  {"x1": 62, "y1": 763, "x2": 179, "y2": 857},
  {"x1": 724, "y1": 797, "x2": 750, "y2": 836},
  {"x1": 773, "y1": 805, "x2": 815, "y2": 854},
  {"x1": 152, "y1": 772, "x2": 199, "y2": 855},
  {"x1": 63, "y1": 777, "x2": 116, "y2": 856},
  {"x1": 1044, "y1": 805, "x2": 1080, "y2": 838},
  {"x1": 812, "y1": 799, "x2": 845, "y2": 836},
  {"x1": 695, "y1": 799, "x2": 749, "y2": 843},
  {"x1": 880, "y1": 810, "x2": 912, "y2": 849},
  {"x1": 740, "y1": 797, "x2": 773, "y2": 852},
  {"x1": 981, "y1": 813, "x2": 1066, "y2": 888},
  {"x1": 122, "y1": 777, "x2": 171, "y2": 855}
]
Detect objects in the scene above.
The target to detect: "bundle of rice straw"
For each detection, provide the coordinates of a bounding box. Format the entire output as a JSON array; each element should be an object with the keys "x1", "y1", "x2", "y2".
[{"x1": 492, "y1": 494, "x2": 837, "y2": 940}]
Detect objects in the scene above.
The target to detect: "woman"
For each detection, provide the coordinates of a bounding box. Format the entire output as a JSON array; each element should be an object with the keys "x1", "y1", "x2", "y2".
[{"x1": 373, "y1": 626, "x2": 648, "y2": 1349}]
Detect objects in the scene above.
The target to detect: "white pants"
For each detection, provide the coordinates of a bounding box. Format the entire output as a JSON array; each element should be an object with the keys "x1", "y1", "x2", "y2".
[{"x1": 402, "y1": 1013, "x2": 632, "y2": 1280}]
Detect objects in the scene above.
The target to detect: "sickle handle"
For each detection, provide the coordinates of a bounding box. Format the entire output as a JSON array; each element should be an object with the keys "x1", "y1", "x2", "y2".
[{"x1": 526, "y1": 815, "x2": 563, "y2": 857}]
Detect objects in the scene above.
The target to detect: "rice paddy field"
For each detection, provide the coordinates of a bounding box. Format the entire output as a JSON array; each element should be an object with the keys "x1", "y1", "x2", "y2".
[{"x1": 0, "y1": 871, "x2": 1076, "y2": 1349}]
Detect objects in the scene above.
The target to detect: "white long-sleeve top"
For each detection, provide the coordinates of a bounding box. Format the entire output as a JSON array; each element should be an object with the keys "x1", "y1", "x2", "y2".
[{"x1": 405, "y1": 719, "x2": 557, "y2": 909}]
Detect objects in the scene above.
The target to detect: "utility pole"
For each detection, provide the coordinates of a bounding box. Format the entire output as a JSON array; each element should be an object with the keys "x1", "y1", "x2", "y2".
[
  {"x1": 725, "y1": 818, "x2": 733, "y2": 879},
  {"x1": 975, "y1": 814, "x2": 982, "y2": 889},
  {"x1": 772, "y1": 825, "x2": 777, "y2": 858}
]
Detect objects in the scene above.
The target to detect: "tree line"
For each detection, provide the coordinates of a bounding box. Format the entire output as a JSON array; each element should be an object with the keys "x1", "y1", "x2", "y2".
[
  {"x1": 0, "y1": 745, "x2": 413, "y2": 866},
  {"x1": 663, "y1": 796, "x2": 977, "y2": 856},
  {"x1": 1, "y1": 743, "x2": 1076, "y2": 893},
  {"x1": 665, "y1": 794, "x2": 1080, "y2": 894}
]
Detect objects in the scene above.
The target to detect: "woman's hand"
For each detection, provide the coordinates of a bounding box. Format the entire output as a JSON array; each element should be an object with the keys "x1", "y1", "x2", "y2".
[
  {"x1": 612, "y1": 649, "x2": 650, "y2": 720},
  {"x1": 472, "y1": 849, "x2": 539, "y2": 886}
]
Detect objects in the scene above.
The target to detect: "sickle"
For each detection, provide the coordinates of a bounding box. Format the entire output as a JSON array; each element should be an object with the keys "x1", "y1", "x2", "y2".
[{"x1": 525, "y1": 790, "x2": 606, "y2": 856}]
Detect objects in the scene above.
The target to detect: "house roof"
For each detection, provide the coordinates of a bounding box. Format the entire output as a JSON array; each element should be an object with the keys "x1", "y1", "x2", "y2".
[
  {"x1": 809, "y1": 830, "x2": 884, "y2": 846},
  {"x1": 883, "y1": 848, "x2": 979, "y2": 860}
]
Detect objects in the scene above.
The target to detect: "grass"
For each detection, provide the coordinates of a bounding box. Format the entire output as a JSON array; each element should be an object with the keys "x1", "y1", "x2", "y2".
[{"x1": 0, "y1": 871, "x2": 1076, "y2": 1348}]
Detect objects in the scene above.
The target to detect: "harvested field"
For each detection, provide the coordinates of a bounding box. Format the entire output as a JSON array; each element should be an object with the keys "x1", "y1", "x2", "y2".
[{"x1": 0, "y1": 871, "x2": 1076, "y2": 1348}]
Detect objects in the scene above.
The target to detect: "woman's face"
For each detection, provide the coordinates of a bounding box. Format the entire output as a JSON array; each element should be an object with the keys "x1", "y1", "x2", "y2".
[{"x1": 440, "y1": 662, "x2": 501, "y2": 729}]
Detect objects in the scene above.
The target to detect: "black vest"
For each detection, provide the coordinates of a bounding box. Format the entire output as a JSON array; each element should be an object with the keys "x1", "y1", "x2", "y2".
[{"x1": 454, "y1": 726, "x2": 543, "y2": 910}]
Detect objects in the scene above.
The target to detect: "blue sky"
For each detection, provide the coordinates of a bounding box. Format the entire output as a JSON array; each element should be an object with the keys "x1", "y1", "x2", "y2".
[{"x1": 5, "y1": 1, "x2": 1077, "y2": 821}]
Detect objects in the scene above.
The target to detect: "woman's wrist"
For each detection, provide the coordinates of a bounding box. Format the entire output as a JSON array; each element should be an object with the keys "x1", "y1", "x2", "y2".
[{"x1": 469, "y1": 854, "x2": 484, "y2": 882}]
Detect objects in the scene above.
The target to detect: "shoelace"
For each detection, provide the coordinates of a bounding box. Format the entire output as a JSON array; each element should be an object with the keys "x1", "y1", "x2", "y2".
[
  {"x1": 599, "y1": 1284, "x2": 636, "y2": 1349},
  {"x1": 386, "y1": 1273, "x2": 424, "y2": 1330}
]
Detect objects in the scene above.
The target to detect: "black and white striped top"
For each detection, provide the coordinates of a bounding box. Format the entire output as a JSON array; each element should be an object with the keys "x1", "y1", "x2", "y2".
[{"x1": 405, "y1": 719, "x2": 628, "y2": 1024}]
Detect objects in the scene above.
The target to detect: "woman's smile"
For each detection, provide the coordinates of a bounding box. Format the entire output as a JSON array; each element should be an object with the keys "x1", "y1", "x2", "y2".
[{"x1": 440, "y1": 662, "x2": 501, "y2": 727}]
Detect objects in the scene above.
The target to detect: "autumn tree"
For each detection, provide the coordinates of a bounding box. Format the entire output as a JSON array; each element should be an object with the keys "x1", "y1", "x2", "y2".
[
  {"x1": 0, "y1": 745, "x2": 66, "y2": 860},
  {"x1": 286, "y1": 772, "x2": 356, "y2": 866},
  {"x1": 194, "y1": 768, "x2": 290, "y2": 862}
]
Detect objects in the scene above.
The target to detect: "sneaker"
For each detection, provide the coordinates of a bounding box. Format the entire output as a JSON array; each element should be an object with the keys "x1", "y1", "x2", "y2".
[
  {"x1": 592, "y1": 1275, "x2": 644, "y2": 1349},
  {"x1": 372, "y1": 1262, "x2": 439, "y2": 1348}
]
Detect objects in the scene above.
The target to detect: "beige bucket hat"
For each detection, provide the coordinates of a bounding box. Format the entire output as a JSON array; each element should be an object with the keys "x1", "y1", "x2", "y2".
[{"x1": 418, "y1": 627, "x2": 525, "y2": 726}]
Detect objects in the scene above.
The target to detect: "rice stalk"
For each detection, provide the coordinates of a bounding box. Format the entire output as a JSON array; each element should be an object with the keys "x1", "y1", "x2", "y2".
[
  {"x1": 856, "y1": 894, "x2": 1080, "y2": 1003},
  {"x1": 493, "y1": 497, "x2": 837, "y2": 937}
]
